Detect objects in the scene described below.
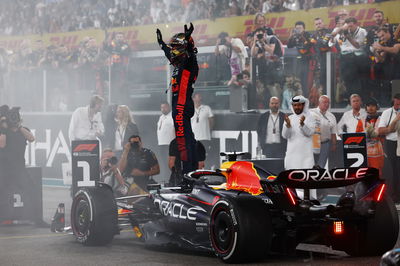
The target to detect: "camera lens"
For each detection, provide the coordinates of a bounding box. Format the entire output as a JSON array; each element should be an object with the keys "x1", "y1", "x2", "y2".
[{"x1": 257, "y1": 34, "x2": 264, "y2": 39}]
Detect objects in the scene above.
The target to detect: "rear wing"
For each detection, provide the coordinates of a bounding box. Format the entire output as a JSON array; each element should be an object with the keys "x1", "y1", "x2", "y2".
[{"x1": 269, "y1": 167, "x2": 380, "y2": 189}]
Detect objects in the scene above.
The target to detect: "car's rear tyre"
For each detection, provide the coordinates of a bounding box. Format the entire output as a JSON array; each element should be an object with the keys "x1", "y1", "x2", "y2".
[
  {"x1": 345, "y1": 195, "x2": 399, "y2": 256},
  {"x1": 209, "y1": 198, "x2": 272, "y2": 263},
  {"x1": 71, "y1": 184, "x2": 118, "y2": 246}
]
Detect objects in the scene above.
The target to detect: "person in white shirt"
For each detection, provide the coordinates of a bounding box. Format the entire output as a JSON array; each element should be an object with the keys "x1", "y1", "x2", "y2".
[
  {"x1": 68, "y1": 95, "x2": 105, "y2": 142},
  {"x1": 215, "y1": 31, "x2": 248, "y2": 84},
  {"x1": 330, "y1": 17, "x2": 367, "y2": 96},
  {"x1": 191, "y1": 93, "x2": 214, "y2": 142},
  {"x1": 157, "y1": 102, "x2": 175, "y2": 179},
  {"x1": 282, "y1": 95, "x2": 315, "y2": 170},
  {"x1": 191, "y1": 92, "x2": 215, "y2": 167},
  {"x1": 311, "y1": 95, "x2": 338, "y2": 168},
  {"x1": 337, "y1": 94, "x2": 367, "y2": 135},
  {"x1": 378, "y1": 94, "x2": 400, "y2": 202}
]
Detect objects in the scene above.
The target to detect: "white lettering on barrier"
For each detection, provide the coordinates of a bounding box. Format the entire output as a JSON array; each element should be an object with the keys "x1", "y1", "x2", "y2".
[
  {"x1": 26, "y1": 129, "x2": 71, "y2": 168},
  {"x1": 212, "y1": 130, "x2": 258, "y2": 163}
]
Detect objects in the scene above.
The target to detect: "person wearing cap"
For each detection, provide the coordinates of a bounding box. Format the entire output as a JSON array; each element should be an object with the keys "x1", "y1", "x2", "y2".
[
  {"x1": 364, "y1": 97, "x2": 384, "y2": 177},
  {"x1": 282, "y1": 95, "x2": 315, "y2": 170}
]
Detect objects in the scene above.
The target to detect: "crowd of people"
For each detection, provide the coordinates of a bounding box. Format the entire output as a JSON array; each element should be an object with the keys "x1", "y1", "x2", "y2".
[
  {"x1": 1, "y1": 3, "x2": 399, "y2": 111},
  {"x1": 0, "y1": 0, "x2": 389, "y2": 36},
  {"x1": 220, "y1": 9, "x2": 399, "y2": 109}
]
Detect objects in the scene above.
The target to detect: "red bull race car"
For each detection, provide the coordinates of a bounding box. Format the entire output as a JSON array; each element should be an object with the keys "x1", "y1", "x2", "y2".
[{"x1": 70, "y1": 151, "x2": 398, "y2": 263}]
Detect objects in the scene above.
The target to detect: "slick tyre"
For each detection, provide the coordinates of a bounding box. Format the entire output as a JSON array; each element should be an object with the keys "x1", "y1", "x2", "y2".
[
  {"x1": 209, "y1": 199, "x2": 272, "y2": 263},
  {"x1": 346, "y1": 195, "x2": 399, "y2": 256},
  {"x1": 71, "y1": 184, "x2": 118, "y2": 246}
]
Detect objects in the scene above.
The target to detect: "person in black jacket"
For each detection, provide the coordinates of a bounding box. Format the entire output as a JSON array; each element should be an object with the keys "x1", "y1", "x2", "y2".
[
  {"x1": 256, "y1": 97, "x2": 287, "y2": 158},
  {"x1": 104, "y1": 104, "x2": 139, "y2": 158},
  {"x1": 156, "y1": 23, "x2": 199, "y2": 175}
]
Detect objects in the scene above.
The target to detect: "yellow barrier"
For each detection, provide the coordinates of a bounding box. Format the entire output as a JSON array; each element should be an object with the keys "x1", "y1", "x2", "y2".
[{"x1": 0, "y1": 1, "x2": 398, "y2": 51}]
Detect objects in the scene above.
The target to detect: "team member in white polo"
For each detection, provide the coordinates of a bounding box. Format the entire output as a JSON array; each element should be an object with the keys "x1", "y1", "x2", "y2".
[
  {"x1": 378, "y1": 94, "x2": 400, "y2": 202},
  {"x1": 157, "y1": 102, "x2": 175, "y2": 180},
  {"x1": 191, "y1": 92, "x2": 214, "y2": 167}
]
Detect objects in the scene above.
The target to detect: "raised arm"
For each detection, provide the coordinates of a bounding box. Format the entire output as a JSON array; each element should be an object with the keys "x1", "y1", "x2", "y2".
[{"x1": 157, "y1": 28, "x2": 171, "y2": 61}]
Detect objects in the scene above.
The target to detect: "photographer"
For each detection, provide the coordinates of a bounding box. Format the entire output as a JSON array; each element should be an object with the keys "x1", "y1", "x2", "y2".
[
  {"x1": 0, "y1": 107, "x2": 42, "y2": 225},
  {"x1": 100, "y1": 149, "x2": 127, "y2": 196},
  {"x1": 287, "y1": 21, "x2": 315, "y2": 97},
  {"x1": 251, "y1": 27, "x2": 269, "y2": 88},
  {"x1": 118, "y1": 135, "x2": 160, "y2": 192},
  {"x1": 331, "y1": 17, "x2": 367, "y2": 97},
  {"x1": 215, "y1": 32, "x2": 248, "y2": 83}
]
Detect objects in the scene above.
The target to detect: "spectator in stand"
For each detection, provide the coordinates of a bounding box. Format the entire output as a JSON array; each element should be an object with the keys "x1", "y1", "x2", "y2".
[
  {"x1": 372, "y1": 27, "x2": 400, "y2": 80},
  {"x1": 78, "y1": 37, "x2": 102, "y2": 93},
  {"x1": 191, "y1": 93, "x2": 215, "y2": 167},
  {"x1": 251, "y1": 27, "x2": 270, "y2": 91},
  {"x1": 228, "y1": 70, "x2": 256, "y2": 109},
  {"x1": 257, "y1": 96, "x2": 287, "y2": 158},
  {"x1": 313, "y1": 17, "x2": 333, "y2": 92},
  {"x1": 244, "y1": 0, "x2": 262, "y2": 15},
  {"x1": 282, "y1": 75, "x2": 302, "y2": 110},
  {"x1": 378, "y1": 94, "x2": 400, "y2": 203},
  {"x1": 287, "y1": 21, "x2": 316, "y2": 97},
  {"x1": 68, "y1": 95, "x2": 105, "y2": 142},
  {"x1": 157, "y1": 102, "x2": 175, "y2": 179},
  {"x1": 337, "y1": 94, "x2": 367, "y2": 136},
  {"x1": 215, "y1": 32, "x2": 248, "y2": 84},
  {"x1": 247, "y1": 12, "x2": 274, "y2": 50},
  {"x1": 103, "y1": 32, "x2": 131, "y2": 103},
  {"x1": 331, "y1": 17, "x2": 367, "y2": 97},
  {"x1": 310, "y1": 95, "x2": 337, "y2": 168}
]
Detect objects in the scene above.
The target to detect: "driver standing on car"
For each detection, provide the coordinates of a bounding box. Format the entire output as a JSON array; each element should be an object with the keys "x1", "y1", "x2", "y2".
[
  {"x1": 282, "y1": 95, "x2": 315, "y2": 170},
  {"x1": 118, "y1": 135, "x2": 160, "y2": 193}
]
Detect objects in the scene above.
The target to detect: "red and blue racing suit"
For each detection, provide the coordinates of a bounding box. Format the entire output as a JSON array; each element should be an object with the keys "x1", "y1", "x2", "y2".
[{"x1": 159, "y1": 41, "x2": 199, "y2": 174}]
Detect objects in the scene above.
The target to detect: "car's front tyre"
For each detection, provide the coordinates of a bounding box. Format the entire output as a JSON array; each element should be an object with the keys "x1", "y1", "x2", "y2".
[{"x1": 71, "y1": 184, "x2": 118, "y2": 246}]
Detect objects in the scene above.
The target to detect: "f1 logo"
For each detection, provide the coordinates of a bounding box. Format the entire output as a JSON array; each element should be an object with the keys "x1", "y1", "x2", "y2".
[
  {"x1": 73, "y1": 144, "x2": 97, "y2": 152},
  {"x1": 344, "y1": 136, "x2": 364, "y2": 145}
]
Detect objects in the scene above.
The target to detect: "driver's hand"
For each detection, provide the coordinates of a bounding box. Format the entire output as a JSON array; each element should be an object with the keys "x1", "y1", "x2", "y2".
[
  {"x1": 184, "y1": 22, "x2": 194, "y2": 40},
  {"x1": 156, "y1": 28, "x2": 163, "y2": 45}
]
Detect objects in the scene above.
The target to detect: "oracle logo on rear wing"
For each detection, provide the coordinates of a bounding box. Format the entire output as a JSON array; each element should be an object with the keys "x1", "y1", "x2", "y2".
[{"x1": 275, "y1": 167, "x2": 379, "y2": 189}]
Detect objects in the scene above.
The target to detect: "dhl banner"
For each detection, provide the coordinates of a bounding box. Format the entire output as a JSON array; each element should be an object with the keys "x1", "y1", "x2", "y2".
[{"x1": 0, "y1": 1, "x2": 398, "y2": 52}]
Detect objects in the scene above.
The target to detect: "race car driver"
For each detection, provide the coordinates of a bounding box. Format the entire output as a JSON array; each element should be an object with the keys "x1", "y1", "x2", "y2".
[{"x1": 156, "y1": 23, "x2": 199, "y2": 175}]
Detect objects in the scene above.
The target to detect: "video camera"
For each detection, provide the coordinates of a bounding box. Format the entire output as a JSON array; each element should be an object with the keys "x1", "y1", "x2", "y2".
[
  {"x1": 7, "y1": 107, "x2": 22, "y2": 128},
  {"x1": 0, "y1": 105, "x2": 21, "y2": 128}
]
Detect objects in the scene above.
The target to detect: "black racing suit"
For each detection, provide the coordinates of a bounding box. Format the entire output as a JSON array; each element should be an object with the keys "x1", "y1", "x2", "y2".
[{"x1": 159, "y1": 41, "x2": 199, "y2": 174}]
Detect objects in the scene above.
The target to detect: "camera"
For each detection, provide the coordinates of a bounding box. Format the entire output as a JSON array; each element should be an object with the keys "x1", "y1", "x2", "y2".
[
  {"x1": 107, "y1": 156, "x2": 118, "y2": 166},
  {"x1": 130, "y1": 141, "x2": 140, "y2": 151},
  {"x1": 7, "y1": 107, "x2": 21, "y2": 128},
  {"x1": 256, "y1": 33, "x2": 264, "y2": 40},
  {"x1": 220, "y1": 38, "x2": 226, "y2": 45},
  {"x1": 293, "y1": 28, "x2": 301, "y2": 35}
]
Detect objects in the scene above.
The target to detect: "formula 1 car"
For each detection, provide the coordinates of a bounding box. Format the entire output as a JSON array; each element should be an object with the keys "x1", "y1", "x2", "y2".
[{"x1": 70, "y1": 152, "x2": 399, "y2": 263}]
